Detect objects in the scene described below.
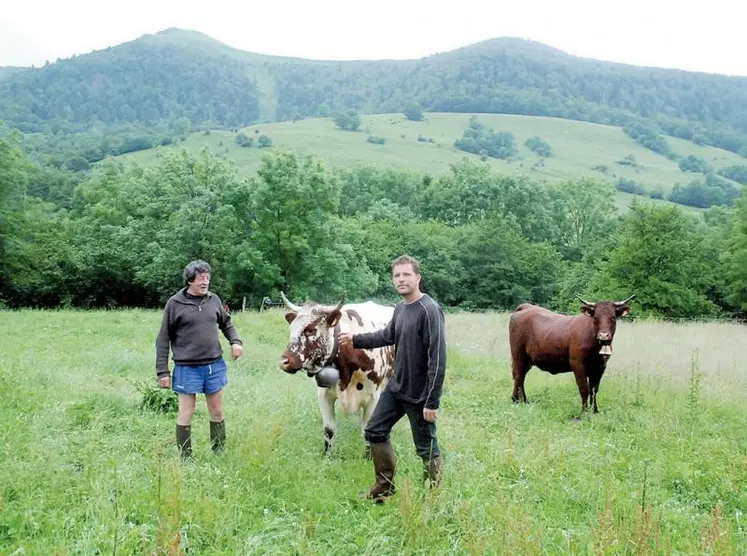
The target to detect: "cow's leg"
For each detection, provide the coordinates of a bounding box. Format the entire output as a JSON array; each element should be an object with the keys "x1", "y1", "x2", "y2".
[
  {"x1": 511, "y1": 353, "x2": 531, "y2": 404},
  {"x1": 571, "y1": 362, "x2": 590, "y2": 414},
  {"x1": 360, "y1": 399, "x2": 376, "y2": 459},
  {"x1": 589, "y1": 374, "x2": 602, "y2": 414},
  {"x1": 317, "y1": 386, "x2": 337, "y2": 454}
]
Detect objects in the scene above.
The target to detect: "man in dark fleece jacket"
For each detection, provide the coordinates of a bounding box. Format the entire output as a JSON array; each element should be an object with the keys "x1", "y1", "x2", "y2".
[
  {"x1": 156, "y1": 260, "x2": 243, "y2": 458},
  {"x1": 339, "y1": 254, "x2": 446, "y2": 502}
]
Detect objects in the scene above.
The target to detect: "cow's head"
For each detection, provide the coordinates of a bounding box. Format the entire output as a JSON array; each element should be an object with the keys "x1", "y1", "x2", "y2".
[
  {"x1": 279, "y1": 292, "x2": 346, "y2": 374},
  {"x1": 576, "y1": 294, "x2": 635, "y2": 354}
]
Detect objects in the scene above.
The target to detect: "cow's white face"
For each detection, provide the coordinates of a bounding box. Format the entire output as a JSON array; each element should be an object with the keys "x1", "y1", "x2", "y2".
[{"x1": 280, "y1": 306, "x2": 341, "y2": 374}]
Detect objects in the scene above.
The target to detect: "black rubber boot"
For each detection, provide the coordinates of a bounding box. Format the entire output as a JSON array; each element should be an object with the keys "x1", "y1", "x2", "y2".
[
  {"x1": 422, "y1": 455, "x2": 442, "y2": 488},
  {"x1": 367, "y1": 441, "x2": 396, "y2": 502},
  {"x1": 176, "y1": 424, "x2": 192, "y2": 460},
  {"x1": 210, "y1": 420, "x2": 226, "y2": 454}
]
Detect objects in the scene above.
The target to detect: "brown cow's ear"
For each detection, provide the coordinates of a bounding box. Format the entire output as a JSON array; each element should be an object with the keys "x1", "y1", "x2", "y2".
[
  {"x1": 616, "y1": 305, "x2": 630, "y2": 318},
  {"x1": 580, "y1": 305, "x2": 594, "y2": 317},
  {"x1": 326, "y1": 310, "x2": 341, "y2": 327},
  {"x1": 285, "y1": 312, "x2": 297, "y2": 324}
]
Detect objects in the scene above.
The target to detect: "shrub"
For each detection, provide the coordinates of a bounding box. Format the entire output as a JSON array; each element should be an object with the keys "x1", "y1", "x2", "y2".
[
  {"x1": 235, "y1": 132, "x2": 254, "y2": 147},
  {"x1": 616, "y1": 178, "x2": 646, "y2": 195},
  {"x1": 455, "y1": 116, "x2": 517, "y2": 160},
  {"x1": 335, "y1": 111, "x2": 361, "y2": 131},
  {"x1": 525, "y1": 136, "x2": 553, "y2": 157},
  {"x1": 678, "y1": 155, "x2": 711, "y2": 173},
  {"x1": 257, "y1": 135, "x2": 272, "y2": 148}
]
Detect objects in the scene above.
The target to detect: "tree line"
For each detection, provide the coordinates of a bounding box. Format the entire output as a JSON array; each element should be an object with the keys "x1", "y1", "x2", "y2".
[{"x1": 3, "y1": 130, "x2": 747, "y2": 318}]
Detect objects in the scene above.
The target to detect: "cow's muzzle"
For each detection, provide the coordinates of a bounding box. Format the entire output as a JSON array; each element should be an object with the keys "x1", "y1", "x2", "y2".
[
  {"x1": 279, "y1": 354, "x2": 302, "y2": 374},
  {"x1": 596, "y1": 335, "x2": 613, "y2": 355}
]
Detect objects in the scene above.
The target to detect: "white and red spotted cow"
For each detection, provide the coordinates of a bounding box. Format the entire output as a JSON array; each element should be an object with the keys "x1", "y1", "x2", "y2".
[{"x1": 279, "y1": 292, "x2": 394, "y2": 455}]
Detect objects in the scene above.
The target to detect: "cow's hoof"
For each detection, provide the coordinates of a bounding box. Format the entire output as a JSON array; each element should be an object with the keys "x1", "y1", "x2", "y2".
[{"x1": 359, "y1": 490, "x2": 393, "y2": 503}]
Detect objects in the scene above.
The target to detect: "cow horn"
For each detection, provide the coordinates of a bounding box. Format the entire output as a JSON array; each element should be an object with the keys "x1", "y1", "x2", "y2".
[
  {"x1": 280, "y1": 291, "x2": 302, "y2": 312},
  {"x1": 575, "y1": 294, "x2": 596, "y2": 307},
  {"x1": 615, "y1": 294, "x2": 636, "y2": 306},
  {"x1": 332, "y1": 291, "x2": 347, "y2": 312}
]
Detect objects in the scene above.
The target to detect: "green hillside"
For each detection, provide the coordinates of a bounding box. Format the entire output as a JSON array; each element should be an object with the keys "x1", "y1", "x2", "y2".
[
  {"x1": 3, "y1": 28, "x2": 747, "y2": 157},
  {"x1": 120, "y1": 112, "x2": 744, "y2": 207}
]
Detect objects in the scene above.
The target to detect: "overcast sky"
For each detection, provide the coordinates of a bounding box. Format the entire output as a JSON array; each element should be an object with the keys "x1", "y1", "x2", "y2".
[{"x1": 1, "y1": 0, "x2": 745, "y2": 76}]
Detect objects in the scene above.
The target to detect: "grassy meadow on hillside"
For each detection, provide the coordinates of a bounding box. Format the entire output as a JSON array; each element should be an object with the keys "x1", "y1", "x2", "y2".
[
  {"x1": 119, "y1": 113, "x2": 744, "y2": 209},
  {"x1": 1, "y1": 309, "x2": 745, "y2": 554}
]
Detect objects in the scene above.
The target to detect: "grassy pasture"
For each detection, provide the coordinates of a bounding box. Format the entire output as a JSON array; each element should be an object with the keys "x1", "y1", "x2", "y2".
[
  {"x1": 118, "y1": 113, "x2": 744, "y2": 211},
  {"x1": 1, "y1": 309, "x2": 745, "y2": 554}
]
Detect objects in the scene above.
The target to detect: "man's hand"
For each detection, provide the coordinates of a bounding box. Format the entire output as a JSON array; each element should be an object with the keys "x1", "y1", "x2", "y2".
[
  {"x1": 423, "y1": 408, "x2": 438, "y2": 423},
  {"x1": 158, "y1": 375, "x2": 171, "y2": 389},
  {"x1": 231, "y1": 343, "x2": 244, "y2": 360},
  {"x1": 338, "y1": 333, "x2": 354, "y2": 348}
]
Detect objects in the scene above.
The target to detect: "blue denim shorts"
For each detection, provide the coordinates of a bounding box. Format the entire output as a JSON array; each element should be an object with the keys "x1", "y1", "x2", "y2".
[{"x1": 172, "y1": 357, "x2": 228, "y2": 395}]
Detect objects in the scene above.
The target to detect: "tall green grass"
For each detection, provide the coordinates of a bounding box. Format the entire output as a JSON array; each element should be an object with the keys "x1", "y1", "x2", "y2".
[{"x1": 1, "y1": 309, "x2": 744, "y2": 554}]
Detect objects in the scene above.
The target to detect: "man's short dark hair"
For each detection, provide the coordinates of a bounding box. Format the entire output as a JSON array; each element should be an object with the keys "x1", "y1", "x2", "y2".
[
  {"x1": 184, "y1": 260, "x2": 212, "y2": 286},
  {"x1": 391, "y1": 254, "x2": 420, "y2": 275}
]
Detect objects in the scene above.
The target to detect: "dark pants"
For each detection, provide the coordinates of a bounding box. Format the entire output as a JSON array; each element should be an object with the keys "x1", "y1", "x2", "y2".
[{"x1": 364, "y1": 387, "x2": 440, "y2": 459}]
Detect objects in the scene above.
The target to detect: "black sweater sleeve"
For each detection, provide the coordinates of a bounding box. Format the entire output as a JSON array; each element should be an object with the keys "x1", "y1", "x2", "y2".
[
  {"x1": 155, "y1": 300, "x2": 173, "y2": 378},
  {"x1": 423, "y1": 303, "x2": 446, "y2": 410}
]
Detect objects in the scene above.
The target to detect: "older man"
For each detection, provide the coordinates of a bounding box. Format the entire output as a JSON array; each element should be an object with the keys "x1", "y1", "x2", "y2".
[{"x1": 156, "y1": 260, "x2": 243, "y2": 458}]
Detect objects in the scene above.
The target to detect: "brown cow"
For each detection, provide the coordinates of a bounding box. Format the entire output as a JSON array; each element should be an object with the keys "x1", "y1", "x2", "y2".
[{"x1": 509, "y1": 294, "x2": 635, "y2": 413}]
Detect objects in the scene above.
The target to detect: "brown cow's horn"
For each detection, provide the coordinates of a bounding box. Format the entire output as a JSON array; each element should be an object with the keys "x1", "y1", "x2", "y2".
[
  {"x1": 280, "y1": 291, "x2": 302, "y2": 312},
  {"x1": 575, "y1": 294, "x2": 596, "y2": 307},
  {"x1": 615, "y1": 294, "x2": 636, "y2": 306}
]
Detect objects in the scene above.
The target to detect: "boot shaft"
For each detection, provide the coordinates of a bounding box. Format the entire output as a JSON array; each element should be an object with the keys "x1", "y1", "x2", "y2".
[
  {"x1": 423, "y1": 455, "x2": 442, "y2": 488},
  {"x1": 210, "y1": 419, "x2": 226, "y2": 453},
  {"x1": 176, "y1": 424, "x2": 192, "y2": 459},
  {"x1": 368, "y1": 441, "x2": 396, "y2": 501}
]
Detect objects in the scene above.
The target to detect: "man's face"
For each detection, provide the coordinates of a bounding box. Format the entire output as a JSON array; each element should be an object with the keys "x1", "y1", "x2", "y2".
[
  {"x1": 391, "y1": 263, "x2": 420, "y2": 297},
  {"x1": 187, "y1": 272, "x2": 210, "y2": 296}
]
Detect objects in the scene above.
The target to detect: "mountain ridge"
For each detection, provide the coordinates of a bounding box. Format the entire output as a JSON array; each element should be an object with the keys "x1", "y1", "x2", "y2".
[
  {"x1": 2, "y1": 27, "x2": 747, "y2": 158},
  {"x1": 20, "y1": 28, "x2": 747, "y2": 78}
]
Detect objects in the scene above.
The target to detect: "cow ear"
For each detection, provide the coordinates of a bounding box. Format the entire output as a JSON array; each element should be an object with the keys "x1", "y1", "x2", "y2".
[
  {"x1": 616, "y1": 305, "x2": 630, "y2": 318},
  {"x1": 580, "y1": 305, "x2": 594, "y2": 317},
  {"x1": 285, "y1": 312, "x2": 297, "y2": 324},
  {"x1": 326, "y1": 310, "x2": 342, "y2": 327}
]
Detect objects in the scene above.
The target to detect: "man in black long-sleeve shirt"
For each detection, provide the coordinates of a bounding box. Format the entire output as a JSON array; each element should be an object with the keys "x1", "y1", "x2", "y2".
[{"x1": 339, "y1": 255, "x2": 446, "y2": 502}]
